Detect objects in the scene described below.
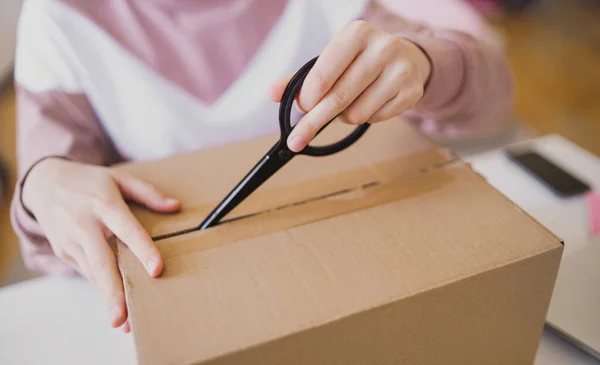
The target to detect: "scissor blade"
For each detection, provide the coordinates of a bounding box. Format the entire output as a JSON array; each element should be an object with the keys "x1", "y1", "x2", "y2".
[{"x1": 198, "y1": 150, "x2": 288, "y2": 230}]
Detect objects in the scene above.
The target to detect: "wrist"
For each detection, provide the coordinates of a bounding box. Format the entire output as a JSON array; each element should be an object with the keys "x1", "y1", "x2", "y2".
[{"x1": 21, "y1": 156, "x2": 70, "y2": 218}]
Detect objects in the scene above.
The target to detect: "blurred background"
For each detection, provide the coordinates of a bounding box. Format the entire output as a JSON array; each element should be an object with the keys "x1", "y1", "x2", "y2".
[{"x1": 1, "y1": 0, "x2": 600, "y2": 286}]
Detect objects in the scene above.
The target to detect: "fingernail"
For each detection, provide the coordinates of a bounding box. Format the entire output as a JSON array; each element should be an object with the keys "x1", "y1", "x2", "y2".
[
  {"x1": 147, "y1": 259, "x2": 157, "y2": 274},
  {"x1": 288, "y1": 136, "x2": 306, "y2": 152}
]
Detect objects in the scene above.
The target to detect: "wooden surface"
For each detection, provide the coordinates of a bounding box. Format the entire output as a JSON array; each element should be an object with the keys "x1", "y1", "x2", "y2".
[
  {"x1": 1, "y1": 0, "x2": 600, "y2": 284},
  {"x1": 0, "y1": 87, "x2": 20, "y2": 284},
  {"x1": 492, "y1": 0, "x2": 600, "y2": 156}
]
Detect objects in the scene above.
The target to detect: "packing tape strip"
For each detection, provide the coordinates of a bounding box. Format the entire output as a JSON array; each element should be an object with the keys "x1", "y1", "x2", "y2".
[
  {"x1": 149, "y1": 162, "x2": 459, "y2": 260},
  {"x1": 135, "y1": 148, "x2": 454, "y2": 241}
]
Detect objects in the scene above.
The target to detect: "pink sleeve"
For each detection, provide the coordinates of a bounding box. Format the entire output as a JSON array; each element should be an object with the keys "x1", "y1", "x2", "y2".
[
  {"x1": 10, "y1": 87, "x2": 124, "y2": 276},
  {"x1": 360, "y1": 1, "x2": 514, "y2": 138}
]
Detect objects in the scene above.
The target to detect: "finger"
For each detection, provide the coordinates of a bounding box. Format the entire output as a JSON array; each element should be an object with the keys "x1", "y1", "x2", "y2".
[
  {"x1": 36, "y1": 209, "x2": 128, "y2": 329},
  {"x1": 122, "y1": 320, "x2": 131, "y2": 334},
  {"x1": 96, "y1": 198, "x2": 163, "y2": 278},
  {"x1": 268, "y1": 73, "x2": 294, "y2": 103},
  {"x1": 35, "y1": 210, "x2": 89, "y2": 276},
  {"x1": 66, "y1": 243, "x2": 91, "y2": 278},
  {"x1": 57, "y1": 243, "x2": 89, "y2": 277},
  {"x1": 287, "y1": 51, "x2": 382, "y2": 152},
  {"x1": 71, "y1": 218, "x2": 128, "y2": 328},
  {"x1": 112, "y1": 171, "x2": 180, "y2": 213},
  {"x1": 369, "y1": 84, "x2": 424, "y2": 124},
  {"x1": 337, "y1": 66, "x2": 401, "y2": 126},
  {"x1": 296, "y1": 20, "x2": 371, "y2": 112}
]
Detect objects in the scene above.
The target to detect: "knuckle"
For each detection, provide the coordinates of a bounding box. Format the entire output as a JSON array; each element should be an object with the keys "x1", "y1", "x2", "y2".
[
  {"x1": 311, "y1": 71, "x2": 330, "y2": 96},
  {"x1": 369, "y1": 112, "x2": 384, "y2": 124},
  {"x1": 385, "y1": 35, "x2": 404, "y2": 50},
  {"x1": 377, "y1": 43, "x2": 395, "y2": 60},
  {"x1": 348, "y1": 20, "x2": 372, "y2": 38},
  {"x1": 329, "y1": 89, "x2": 349, "y2": 109},
  {"x1": 394, "y1": 63, "x2": 414, "y2": 80},
  {"x1": 304, "y1": 122, "x2": 320, "y2": 137},
  {"x1": 378, "y1": 36, "x2": 402, "y2": 55},
  {"x1": 344, "y1": 111, "x2": 366, "y2": 125}
]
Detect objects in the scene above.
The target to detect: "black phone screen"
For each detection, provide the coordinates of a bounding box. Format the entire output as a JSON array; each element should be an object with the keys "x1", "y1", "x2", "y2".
[{"x1": 506, "y1": 150, "x2": 591, "y2": 198}]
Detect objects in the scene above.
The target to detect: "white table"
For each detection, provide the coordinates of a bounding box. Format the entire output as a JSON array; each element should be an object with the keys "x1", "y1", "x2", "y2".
[
  {"x1": 467, "y1": 134, "x2": 600, "y2": 365},
  {"x1": 0, "y1": 276, "x2": 137, "y2": 365},
  {"x1": 1, "y1": 133, "x2": 599, "y2": 365}
]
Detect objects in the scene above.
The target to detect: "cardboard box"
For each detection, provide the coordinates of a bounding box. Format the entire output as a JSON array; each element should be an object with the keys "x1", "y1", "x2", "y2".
[{"x1": 115, "y1": 119, "x2": 563, "y2": 365}]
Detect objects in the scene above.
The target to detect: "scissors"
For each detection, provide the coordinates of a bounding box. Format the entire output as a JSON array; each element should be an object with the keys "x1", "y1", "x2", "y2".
[{"x1": 197, "y1": 56, "x2": 371, "y2": 230}]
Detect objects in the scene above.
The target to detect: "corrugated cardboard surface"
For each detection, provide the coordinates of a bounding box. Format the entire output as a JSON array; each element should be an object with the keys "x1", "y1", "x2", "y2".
[
  {"x1": 118, "y1": 120, "x2": 450, "y2": 239},
  {"x1": 116, "y1": 120, "x2": 563, "y2": 365}
]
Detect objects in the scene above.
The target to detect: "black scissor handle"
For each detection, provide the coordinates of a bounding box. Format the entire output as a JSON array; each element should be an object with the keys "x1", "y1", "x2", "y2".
[{"x1": 278, "y1": 56, "x2": 370, "y2": 157}]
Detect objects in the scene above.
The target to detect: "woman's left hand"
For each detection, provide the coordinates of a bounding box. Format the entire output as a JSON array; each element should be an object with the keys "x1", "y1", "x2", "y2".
[{"x1": 269, "y1": 20, "x2": 432, "y2": 152}]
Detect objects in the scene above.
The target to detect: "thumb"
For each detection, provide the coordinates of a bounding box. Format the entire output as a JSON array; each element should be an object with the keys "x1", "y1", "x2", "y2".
[
  {"x1": 111, "y1": 172, "x2": 181, "y2": 213},
  {"x1": 268, "y1": 73, "x2": 295, "y2": 103}
]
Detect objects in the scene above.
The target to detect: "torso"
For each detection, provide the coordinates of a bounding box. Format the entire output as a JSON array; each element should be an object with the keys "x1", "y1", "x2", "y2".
[{"x1": 44, "y1": 0, "x2": 371, "y2": 161}]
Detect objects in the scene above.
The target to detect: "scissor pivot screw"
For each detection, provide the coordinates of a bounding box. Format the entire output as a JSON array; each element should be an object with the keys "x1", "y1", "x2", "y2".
[{"x1": 278, "y1": 149, "x2": 292, "y2": 161}]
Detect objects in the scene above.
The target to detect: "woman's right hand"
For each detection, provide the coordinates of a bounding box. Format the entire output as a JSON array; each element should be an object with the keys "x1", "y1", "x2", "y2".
[{"x1": 22, "y1": 157, "x2": 181, "y2": 333}]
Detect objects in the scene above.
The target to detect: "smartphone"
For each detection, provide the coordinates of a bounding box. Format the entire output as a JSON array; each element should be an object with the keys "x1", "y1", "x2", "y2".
[{"x1": 506, "y1": 149, "x2": 591, "y2": 198}]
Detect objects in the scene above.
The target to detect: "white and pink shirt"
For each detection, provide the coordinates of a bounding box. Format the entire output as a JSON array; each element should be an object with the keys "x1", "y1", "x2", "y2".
[{"x1": 10, "y1": 0, "x2": 514, "y2": 275}]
